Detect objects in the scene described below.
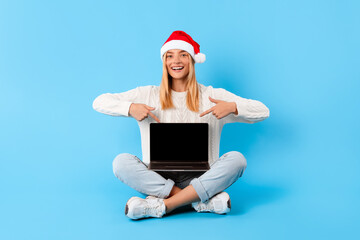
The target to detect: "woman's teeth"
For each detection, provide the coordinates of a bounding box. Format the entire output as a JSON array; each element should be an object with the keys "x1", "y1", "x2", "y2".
[{"x1": 172, "y1": 67, "x2": 184, "y2": 70}]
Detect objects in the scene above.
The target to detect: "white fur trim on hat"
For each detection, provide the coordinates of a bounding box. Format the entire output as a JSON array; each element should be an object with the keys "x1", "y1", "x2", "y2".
[{"x1": 160, "y1": 40, "x2": 195, "y2": 61}]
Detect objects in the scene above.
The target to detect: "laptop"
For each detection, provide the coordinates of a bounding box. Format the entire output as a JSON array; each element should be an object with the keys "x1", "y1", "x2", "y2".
[{"x1": 148, "y1": 123, "x2": 210, "y2": 172}]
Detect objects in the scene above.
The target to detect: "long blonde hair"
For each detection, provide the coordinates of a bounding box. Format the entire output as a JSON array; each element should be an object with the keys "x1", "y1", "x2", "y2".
[{"x1": 159, "y1": 53, "x2": 200, "y2": 112}]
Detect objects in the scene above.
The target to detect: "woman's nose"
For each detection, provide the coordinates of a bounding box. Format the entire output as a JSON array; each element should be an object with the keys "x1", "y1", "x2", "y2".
[{"x1": 174, "y1": 54, "x2": 181, "y2": 62}]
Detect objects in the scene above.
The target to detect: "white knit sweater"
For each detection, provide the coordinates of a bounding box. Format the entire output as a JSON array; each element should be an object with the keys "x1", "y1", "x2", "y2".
[{"x1": 93, "y1": 83, "x2": 270, "y2": 165}]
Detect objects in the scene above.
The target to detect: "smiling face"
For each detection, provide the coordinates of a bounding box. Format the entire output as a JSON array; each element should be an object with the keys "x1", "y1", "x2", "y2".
[{"x1": 165, "y1": 49, "x2": 191, "y2": 82}]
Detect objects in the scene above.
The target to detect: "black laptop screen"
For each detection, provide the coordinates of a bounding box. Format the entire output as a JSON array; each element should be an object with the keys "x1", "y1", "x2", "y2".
[{"x1": 150, "y1": 123, "x2": 208, "y2": 162}]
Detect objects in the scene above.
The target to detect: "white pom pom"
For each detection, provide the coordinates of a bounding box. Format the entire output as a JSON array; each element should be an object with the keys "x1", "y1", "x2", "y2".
[{"x1": 194, "y1": 53, "x2": 206, "y2": 63}]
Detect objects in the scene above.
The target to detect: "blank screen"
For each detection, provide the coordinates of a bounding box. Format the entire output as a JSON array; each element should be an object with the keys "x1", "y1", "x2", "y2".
[{"x1": 150, "y1": 123, "x2": 208, "y2": 162}]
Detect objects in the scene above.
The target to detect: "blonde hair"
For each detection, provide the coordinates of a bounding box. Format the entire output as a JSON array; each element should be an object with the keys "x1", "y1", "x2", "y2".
[{"x1": 159, "y1": 53, "x2": 200, "y2": 112}]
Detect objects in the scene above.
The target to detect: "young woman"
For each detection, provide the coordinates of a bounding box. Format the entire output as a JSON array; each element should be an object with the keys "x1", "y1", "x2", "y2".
[{"x1": 93, "y1": 30, "x2": 270, "y2": 220}]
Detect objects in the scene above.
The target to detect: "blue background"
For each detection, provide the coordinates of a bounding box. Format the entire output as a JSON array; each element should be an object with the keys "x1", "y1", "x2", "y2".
[{"x1": 1, "y1": 0, "x2": 359, "y2": 239}]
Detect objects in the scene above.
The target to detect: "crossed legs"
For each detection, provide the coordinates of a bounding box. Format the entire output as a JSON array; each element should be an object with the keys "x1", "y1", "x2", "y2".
[
  {"x1": 112, "y1": 151, "x2": 247, "y2": 214},
  {"x1": 163, "y1": 185, "x2": 199, "y2": 213}
]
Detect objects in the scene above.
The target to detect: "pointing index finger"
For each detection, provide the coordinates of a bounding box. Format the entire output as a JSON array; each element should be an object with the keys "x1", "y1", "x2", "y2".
[
  {"x1": 148, "y1": 111, "x2": 161, "y2": 123},
  {"x1": 199, "y1": 107, "x2": 214, "y2": 117}
]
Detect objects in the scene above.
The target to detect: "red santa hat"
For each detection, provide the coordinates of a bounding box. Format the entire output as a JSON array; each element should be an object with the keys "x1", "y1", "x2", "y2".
[{"x1": 160, "y1": 30, "x2": 206, "y2": 63}]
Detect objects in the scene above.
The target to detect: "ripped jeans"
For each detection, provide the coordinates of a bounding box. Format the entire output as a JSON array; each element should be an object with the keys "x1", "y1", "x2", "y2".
[{"x1": 112, "y1": 151, "x2": 247, "y2": 203}]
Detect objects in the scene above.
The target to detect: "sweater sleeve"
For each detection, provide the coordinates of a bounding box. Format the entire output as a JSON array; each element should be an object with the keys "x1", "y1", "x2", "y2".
[
  {"x1": 212, "y1": 87, "x2": 270, "y2": 124},
  {"x1": 92, "y1": 86, "x2": 151, "y2": 117}
]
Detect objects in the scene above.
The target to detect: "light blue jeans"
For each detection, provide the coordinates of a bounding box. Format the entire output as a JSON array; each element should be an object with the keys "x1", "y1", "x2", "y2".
[{"x1": 112, "y1": 151, "x2": 247, "y2": 203}]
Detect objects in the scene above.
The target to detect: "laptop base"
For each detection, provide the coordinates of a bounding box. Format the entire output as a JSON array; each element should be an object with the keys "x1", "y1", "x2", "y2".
[{"x1": 149, "y1": 161, "x2": 210, "y2": 172}]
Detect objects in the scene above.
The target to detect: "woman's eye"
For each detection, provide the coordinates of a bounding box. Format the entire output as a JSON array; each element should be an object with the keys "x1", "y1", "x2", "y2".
[
  {"x1": 167, "y1": 55, "x2": 172, "y2": 58},
  {"x1": 182, "y1": 54, "x2": 187, "y2": 57}
]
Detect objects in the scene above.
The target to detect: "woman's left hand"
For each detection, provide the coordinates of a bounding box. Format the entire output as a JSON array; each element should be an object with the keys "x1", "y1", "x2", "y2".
[{"x1": 200, "y1": 96, "x2": 238, "y2": 120}]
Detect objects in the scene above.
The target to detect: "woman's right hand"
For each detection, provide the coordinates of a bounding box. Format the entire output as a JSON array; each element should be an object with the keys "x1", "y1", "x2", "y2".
[{"x1": 129, "y1": 103, "x2": 160, "y2": 123}]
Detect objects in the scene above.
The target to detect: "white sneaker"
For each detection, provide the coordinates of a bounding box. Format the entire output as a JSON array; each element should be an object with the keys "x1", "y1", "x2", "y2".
[
  {"x1": 125, "y1": 196, "x2": 166, "y2": 220},
  {"x1": 192, "y1": 192, "x2": 231, "y2": 214}
]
